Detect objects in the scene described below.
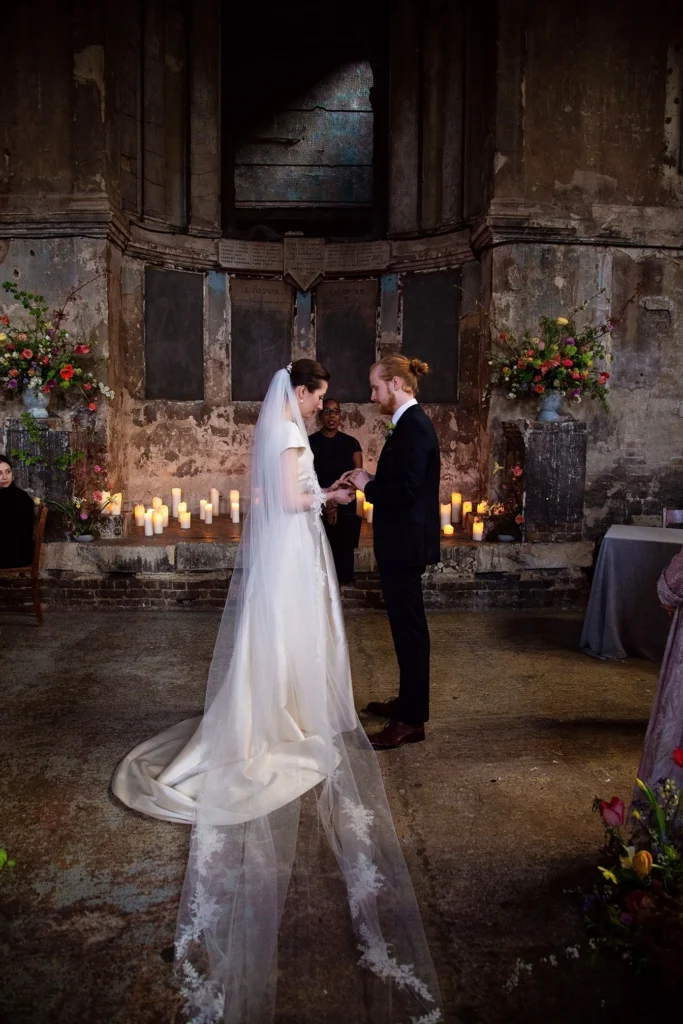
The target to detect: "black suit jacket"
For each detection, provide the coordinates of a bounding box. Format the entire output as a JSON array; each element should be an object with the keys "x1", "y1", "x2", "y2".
[{"x1": 364, "y1": 404, "x2": 441, "y2": 569}]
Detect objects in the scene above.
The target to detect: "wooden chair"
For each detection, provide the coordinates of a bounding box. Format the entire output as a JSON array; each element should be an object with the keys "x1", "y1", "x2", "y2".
[{"x1": 0, "y1": 504, "x2": 48, "y2": 625}]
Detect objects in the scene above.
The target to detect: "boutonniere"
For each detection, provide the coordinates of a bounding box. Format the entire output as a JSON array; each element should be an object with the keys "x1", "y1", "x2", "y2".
[{"x1": 384, "y1": 422, "x2": 395, "y2": 441}]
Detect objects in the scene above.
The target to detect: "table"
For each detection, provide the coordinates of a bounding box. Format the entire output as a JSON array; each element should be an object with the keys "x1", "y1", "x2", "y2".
[{"x1": 581, "y1": 525, "x2": 683, "y2": 660}]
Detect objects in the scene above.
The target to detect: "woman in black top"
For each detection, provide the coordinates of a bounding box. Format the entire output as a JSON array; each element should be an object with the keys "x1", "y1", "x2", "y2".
[
  {"x1": 0, "y1": 455, "x2": 35, "y2": 568},
  {"x1": 309, "y1": 398, "x2": 363, "y2": 585}
]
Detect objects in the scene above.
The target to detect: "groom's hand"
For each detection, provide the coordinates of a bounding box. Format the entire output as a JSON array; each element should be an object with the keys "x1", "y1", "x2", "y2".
[{"x1": 343, "y1": 468, "x2": 372, "y2": 490}]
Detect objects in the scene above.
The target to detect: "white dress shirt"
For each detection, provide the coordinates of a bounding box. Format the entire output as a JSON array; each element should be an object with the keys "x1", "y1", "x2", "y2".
[{"x1": 391, "y1": 397, "x2": 418, "y2": 426}]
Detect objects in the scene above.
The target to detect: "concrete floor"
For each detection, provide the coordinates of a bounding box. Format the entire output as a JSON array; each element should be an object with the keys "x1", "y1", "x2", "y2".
[{"x1": 0, "y1": 608, "x2": 666, "y2": 1023}]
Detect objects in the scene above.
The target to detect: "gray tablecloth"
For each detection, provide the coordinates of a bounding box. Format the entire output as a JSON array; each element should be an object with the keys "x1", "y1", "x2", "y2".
[{"x1": 581, "y1": 525, "x2": 683, "y2": 661}]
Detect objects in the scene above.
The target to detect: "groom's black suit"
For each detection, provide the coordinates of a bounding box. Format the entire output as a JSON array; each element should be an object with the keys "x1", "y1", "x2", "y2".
[{"x1": 364, "y1": 404, "x2": 440, "y2": 726}]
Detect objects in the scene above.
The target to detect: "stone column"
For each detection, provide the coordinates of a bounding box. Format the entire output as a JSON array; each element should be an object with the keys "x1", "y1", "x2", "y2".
[{"x1": 503, "y1": 420, "x2": 587, "y2": 542}]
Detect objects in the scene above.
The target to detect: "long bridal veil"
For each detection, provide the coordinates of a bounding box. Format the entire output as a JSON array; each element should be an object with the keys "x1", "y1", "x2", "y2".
[{"x1": 175, "y1": 369, "x2": 442, "y2": 1024}]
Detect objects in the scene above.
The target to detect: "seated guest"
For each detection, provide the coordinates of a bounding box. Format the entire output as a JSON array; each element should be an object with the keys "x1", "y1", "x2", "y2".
[
  {"x1": 309, "y1": 398, "x2": 363, "y2": 585},
  {"x1": 636, "y1": 547, "x2": 683, "y2": 789},
  {"x1": 0, "y1": 455, "x2": 35, "y2": 569}
]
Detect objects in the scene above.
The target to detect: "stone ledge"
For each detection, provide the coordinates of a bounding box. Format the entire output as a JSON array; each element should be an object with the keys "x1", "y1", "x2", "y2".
[{"x1": 38, "y1": 538, "x2": 593, "y2": 576}]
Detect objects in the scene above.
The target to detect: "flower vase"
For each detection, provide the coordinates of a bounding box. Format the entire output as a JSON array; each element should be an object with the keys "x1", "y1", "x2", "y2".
[
  {"x1": 537, "y1": 391, "x2": 565, "y2": 422},
  {"x1": 74, "y1": 534, "x2": 94, "y2": 543},
  {"x1": 23, "y1": 388, "x2": 51, "y2": 419}
]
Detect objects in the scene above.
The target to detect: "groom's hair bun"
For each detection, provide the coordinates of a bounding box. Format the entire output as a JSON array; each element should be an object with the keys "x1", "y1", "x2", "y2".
[
  {"x1": 374, "y1": 354, "x2": 429, "y2": 396},
  {"x1": 290, "y1": 358, "x2": 331, "y2": 392}
]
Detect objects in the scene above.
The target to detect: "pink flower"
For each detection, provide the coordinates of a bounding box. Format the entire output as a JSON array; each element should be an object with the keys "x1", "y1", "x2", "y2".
[
  {"x1": 79, "y1": 512, "x2": 89, "y2": 520},
  {"x1": 599, "y1": 796, "x2": 625, "y2": 828},
  {"x1": 93, "y1": 465, "x2": 102, "y2": 473},
  {"x1": 538, "y1": 342, "x2": 545, "y2": 351},
  {"x1": 512, "y1": 466, "x2": 523, "y2": 478}
]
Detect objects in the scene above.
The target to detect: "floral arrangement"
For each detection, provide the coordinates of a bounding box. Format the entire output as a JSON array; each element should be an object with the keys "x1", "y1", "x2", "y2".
[
  {"x1": 583, "y1": 749, "x2": 683, "y2": 983},
  {"x1": 0, "y1": 280, "x2": 114, "y2": 410},
  {"x1": 483, "y1": 462, "x2": 525, "y2": 537},
  {"x1": 485, "y1": 309, "x2": 613, "y2": 408},
  {"x1": 48, "y1": 492, "x2": 112, "y2": 539}
]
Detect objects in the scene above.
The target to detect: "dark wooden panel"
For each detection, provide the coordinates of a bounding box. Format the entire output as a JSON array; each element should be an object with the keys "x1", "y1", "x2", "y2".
[
  {"x1": 316, "y1": 279, "x2": 378, "y2": 403},
  {"x1": 401, "y1": 270, "x2": 460, "y2": 403},
  {"x1": 231, "y1": 279, "x2": 294, "y2": 401},
  {"x1": 145, "y1": 268, "x2": 204, "y2": 400}
]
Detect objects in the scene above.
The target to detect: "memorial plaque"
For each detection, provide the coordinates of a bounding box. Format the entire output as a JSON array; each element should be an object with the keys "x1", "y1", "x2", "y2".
[
  {"x1": 316, "y1": 279, "x2": 378, "y2": 403},
  {"x1": 231, "y1": 278, "x2": 294, "y2": 401},
  {"x1": 401, "y1": 270, "x2": 460, "y2": 403},
  {"x1": 283, "y1": 237, "x2": 326, "y2": 292},
  {"x1": 325, "y1": 241, "x2": 390, "y2": 274},
  {"x1": 145, "y1": 268, "x2": 204, "y2": 400},
  {"x1": 218, "y1": 239, "x2": 283, "y2": 272}
]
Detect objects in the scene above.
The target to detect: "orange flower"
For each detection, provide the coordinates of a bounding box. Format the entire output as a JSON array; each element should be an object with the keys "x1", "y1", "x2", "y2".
[
  {"x1": 88, "y1": 401, "x2": 97, "y2": 411},
  {"x1": 60, "y1": 364, "x2": 74, "y2": 380},
  {"x1": 21, "y1": 348, "x2": 33, "y2": 359},
  {"x1": 632, "y1": 850, "x2": 653, "y2": 878}
]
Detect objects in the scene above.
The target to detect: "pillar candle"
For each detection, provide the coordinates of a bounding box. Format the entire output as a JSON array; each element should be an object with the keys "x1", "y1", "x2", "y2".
[
  {"x1": 443, "y1": 523, "x2": 454, "y2": 537},
  {"x1": 472, "y1": 519, "x2": 484, "y2": 542},
  {"x1": 153, "y1": 510, "x2": 164, "y2": 535},
  {"x1": 161, "y1": 504, "x2": 169, "y2": 527},
  {"x1": 144, "y1": 509, "x2": 154, "y2": 537},
  {"x1": 109, "y1": 493, "x2": 122, "y2": 516},
  {"x1": 365, "y1": 502, "x2": 373, "y2": 524},
  {"x1": 462, "y1": 501, "x2": 472, "y2": 519},
  {"x1": 211, "y1": 488, "x2": 220, "y2": 515},
  {"x1": 177, "y1": 501, "x2": 187, "y2": 518},
  {"x1": 229, "y1": 489, "x2": 239, "y2": 505},
  {"x1": 171, "y1": 488, "x2": 181, "y2": 518},
  {"x1": 451, "y1": 492, "x2": 462, "y2": 524},
  {"x1": 180, "y1": 511, "x2": 191, "y2": 529},
  {"x1": 152, "y1": 496, "x2": 163, "y2": 511},
  {"x1": 200, "y1": 499, "x2": 207, "y2": 521},
  {"x1": 204, "y1": 502, "x2": 213, "y2": 525},
  {"x1": 477, "y1": 500, "x2": 488, "y2": 515},
  {"x1": 440, "y1": 503, "x2": 451, "y2": 528},
  {"x1": 134, "y1": 503, "x2": 145, "y2": 527},
  {"x1": 363, "y1": 500, "x2": 371, "y2": 520},
  {"x1": 231, "y1": 501, "x2": 240, "y2": 524},
  {"x1": 356, "y1": 490, "x2": 364, "y2": 517}
]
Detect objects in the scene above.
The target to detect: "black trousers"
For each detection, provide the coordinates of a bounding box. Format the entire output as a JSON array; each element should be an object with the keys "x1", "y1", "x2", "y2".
[
  {"x1": 323, "y1": 513, "x2": 360, "y2": 585},
  {"x1": 377, "y1": 562, "x2": 430, "y2": 726}
]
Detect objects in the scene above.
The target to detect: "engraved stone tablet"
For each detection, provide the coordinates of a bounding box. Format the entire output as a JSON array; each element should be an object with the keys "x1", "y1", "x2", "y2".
[
  {"x1": 325, "y1": 240, "x2": 390, "y2": 274},
  {"x1": 283, "y1": 237, "x2": 326, "y2": 292},
  {"x1": 316, "y1": 279, "x2": 378, "y2": 403},
  {"x1": 218, "y1": 239, "x2": 283, "y2": 272},
  {"x1": 230, "y1": 278, "x2": 294, "y2": 401}
]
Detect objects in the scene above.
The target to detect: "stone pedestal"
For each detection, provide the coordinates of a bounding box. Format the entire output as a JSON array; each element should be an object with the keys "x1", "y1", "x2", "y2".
[{"x1": 503, "y1": 420, "x2": 587, "y2": 542}]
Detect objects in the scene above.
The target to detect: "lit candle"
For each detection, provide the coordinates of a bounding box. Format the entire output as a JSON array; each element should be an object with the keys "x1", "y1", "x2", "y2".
[
  {"x1": 443, "y1": 523, "x2": 454, "y2": 537},
  {"x1": 356, "y1": 490, "x2": 364, "y2": 517},
  {"x1": 204, "y1": 502, "x2": 213, "y2": 525},
  {"x1": 365, "y1": 502, "x2": 373, "y2": 524},
  {"x1": 231, "y1": 501, "x2": 240, "y2": 524},
  {"x1": 152, "y1": 496, "x2": 163, "y2": 511},
  {"x1": 177, "y1": 501, "x2": 187, "y2": 518},
  {"x1": 153, "y1": 510, "x2": 164, "y2": 535},
  {"x1": 462, "y1": 501, "x2": 472, "y2": 523},
  {"x1": 161, "y1": 504, "x2": 169, "y2": 527},
  {"x1": 144, "y1": 509, "x2": 154, "y2": 537},
  {"x1": 180, "y1": 511, "x2": 191, "y2": 529},
  {"x1": 472, "y1": 519, "x2": 484, "y2": 542},
  {"x1": 440, "y1": 503, "x2": 451, "y2": 528},
  {"x1": 172, "y1": 488, "x2": 182, "y2": 518},
  {"x1": 109, "y1": 493, "x2": 123, "y2": 516},
  {"x1": 99, "y1": 490, "x2": 111, "y2": 514},
  {"x1": 451, "y1": 492, "x2": 462, "y2": 524},
  {"x1": 229, "y1": 489, "x2": 240, "y2": 505},
  {"x1": 134, "y1": 503, "x2": 145, "y2": 527},
  {"x1": 211, "y1": 488, "x2": 221, "y2": 515},
  {"x1": 200, "y1": 499, "x2": 207, "y2": 521},
  {"x1": 477, "y1": 500, "x2": 488, "y2": 515}
]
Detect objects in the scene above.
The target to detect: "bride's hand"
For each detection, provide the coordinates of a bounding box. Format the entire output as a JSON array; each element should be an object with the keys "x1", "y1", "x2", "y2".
[{"x1": 328, "y1": 486, "x2": 355, "y2": 506}]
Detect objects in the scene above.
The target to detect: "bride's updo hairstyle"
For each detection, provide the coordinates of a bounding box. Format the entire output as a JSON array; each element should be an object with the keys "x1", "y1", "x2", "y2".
[
  {"x1": 373, "y1": 354, "x2": 429, "y2": 395},
  {"x1": 289, "y1": 358, "x2": 331, "y2": 392}
]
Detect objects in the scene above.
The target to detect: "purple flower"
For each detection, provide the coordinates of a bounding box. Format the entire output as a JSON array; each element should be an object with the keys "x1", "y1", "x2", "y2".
[
  {"x1": 79, "y1": 512, "x2": 89, "y2": 521},
  {"x1": 606, "y1": 320, "x2": 614, "y2": 331},
  {"x1": 7, "y1": 379, "x2": 17, "y2": 389},
  {"x1": 566, "y1": 337, "x2": 575, "y2": 344},
  {"x1": 620, "y1": 912, "x2": 634, "y2": 926},
  {"x1": 48, "y1": 329, "x2": 55, "y2": 337},
  {"x1": 583, "y1": 894, "x2": 598, "y2": 913},
  {"x1": 571, "y1": 389, "x2": 581, "y2": 398}
]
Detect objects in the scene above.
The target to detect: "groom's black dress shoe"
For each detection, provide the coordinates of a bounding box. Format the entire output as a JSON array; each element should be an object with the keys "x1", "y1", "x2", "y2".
[
  {"x1": 364, "y1": 696, "x2": 400, "y2": 718},
  {"x1": 369, "y1": 720, "x2": 425, "y2": 750}
]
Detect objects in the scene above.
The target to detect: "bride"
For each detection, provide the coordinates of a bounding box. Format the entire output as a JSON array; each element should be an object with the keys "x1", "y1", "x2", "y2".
[{"x1": 112, "y1": 359, "x2": 442, "y2": 1024}]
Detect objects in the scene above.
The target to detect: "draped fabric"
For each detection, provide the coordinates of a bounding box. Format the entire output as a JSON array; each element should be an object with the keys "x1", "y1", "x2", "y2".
[{"x1": 112, "y1": 369, "x2": 442, "y2": 1024}]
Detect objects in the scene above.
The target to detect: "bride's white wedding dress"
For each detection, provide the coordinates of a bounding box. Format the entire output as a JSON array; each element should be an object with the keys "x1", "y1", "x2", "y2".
[{"x1": 112, "y1": 370, "x2": 442, "y2": 1024}]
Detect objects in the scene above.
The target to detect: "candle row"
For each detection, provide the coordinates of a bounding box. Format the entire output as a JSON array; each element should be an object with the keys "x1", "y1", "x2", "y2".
[{"x1": 440, "y1": 494, "x2": 488, "y2": 528}]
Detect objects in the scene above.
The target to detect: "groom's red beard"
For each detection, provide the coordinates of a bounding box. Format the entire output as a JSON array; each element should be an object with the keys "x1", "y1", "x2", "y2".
[{"x1": 377, "y1": 393, "x2": 397, "y2": 416}]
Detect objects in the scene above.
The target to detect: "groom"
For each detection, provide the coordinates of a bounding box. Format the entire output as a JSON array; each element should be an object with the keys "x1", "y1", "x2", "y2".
[{"x1": 343, "y1": 355, "x2": 440, "y2": 750}]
